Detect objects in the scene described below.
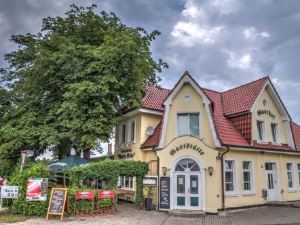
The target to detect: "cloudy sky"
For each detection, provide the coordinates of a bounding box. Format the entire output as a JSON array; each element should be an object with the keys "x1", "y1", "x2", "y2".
[{"x1": 1, "y1": 0, "x2": 300, "y2": 123}]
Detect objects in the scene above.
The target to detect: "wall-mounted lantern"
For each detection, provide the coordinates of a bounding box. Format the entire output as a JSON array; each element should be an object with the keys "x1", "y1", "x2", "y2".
[
  {"x1": 208, "y1": 166, "x2": 214, "y2": 176},
  {"x1": 162, "y1": 167, "x2": 168, "y2": 176}
]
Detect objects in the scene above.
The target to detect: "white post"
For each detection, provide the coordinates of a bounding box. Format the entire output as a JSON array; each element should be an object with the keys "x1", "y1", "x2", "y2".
[{"x1": 0, "y1": 188, "x2": 2, "y2": 209}]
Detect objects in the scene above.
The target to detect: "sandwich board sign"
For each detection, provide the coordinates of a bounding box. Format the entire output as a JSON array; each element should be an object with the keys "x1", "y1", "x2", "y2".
[
  {"x1": 46, "y1": 188, "x2": 68, "y2": 221},
  {"x1": 0, "y1": 186, "x2": 19, "y2": 208}
]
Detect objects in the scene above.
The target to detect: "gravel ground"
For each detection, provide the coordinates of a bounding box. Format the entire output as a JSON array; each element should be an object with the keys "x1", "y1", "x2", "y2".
[{"x1": 4, "y1": 204, "x2": 300, "y2": 225}]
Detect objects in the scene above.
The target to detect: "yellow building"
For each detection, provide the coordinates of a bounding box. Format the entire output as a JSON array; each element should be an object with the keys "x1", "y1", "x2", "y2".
[{"x1": 114, "y1": 71, "x2": 300, "y2": 214}]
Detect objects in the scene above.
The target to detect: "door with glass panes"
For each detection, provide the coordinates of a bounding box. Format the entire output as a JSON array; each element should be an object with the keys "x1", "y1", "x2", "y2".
[
  {"x1": 265, "y1": 162, "x2": 278, "y2": 202},
  {"x1": 174, "y1": 158, "x2": 202, "y2": 210}
]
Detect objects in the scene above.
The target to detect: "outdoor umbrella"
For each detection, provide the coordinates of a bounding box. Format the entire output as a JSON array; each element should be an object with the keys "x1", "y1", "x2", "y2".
[
  {"x1": 48, "y1": 155, "x2": 88, "y2": 186},
  {"x1": 48, "y1": 155, "x2": 88, "y2": 172}
]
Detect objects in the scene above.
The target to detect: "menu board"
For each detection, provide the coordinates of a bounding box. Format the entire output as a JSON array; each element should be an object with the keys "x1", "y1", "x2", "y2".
[
  {"x1": 159, "y1": 177, "x2": 170, "y2": 209},
  {"x1": 46, "y1": 188, "x2": 67, "y2": 221}
]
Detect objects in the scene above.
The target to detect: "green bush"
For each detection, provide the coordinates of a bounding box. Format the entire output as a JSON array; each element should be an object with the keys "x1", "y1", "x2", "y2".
[
  {"x1": 9, "y1": 163, "x2": 50, "y2": 216},
  {"x1": 69, "y1": 159, "x2": 149, "y2": 208}
]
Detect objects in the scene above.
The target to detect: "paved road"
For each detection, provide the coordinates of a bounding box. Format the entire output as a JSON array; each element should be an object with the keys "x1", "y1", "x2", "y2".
[{"x1": 6, "y1": 205, "x2": 300, "y2": 225}]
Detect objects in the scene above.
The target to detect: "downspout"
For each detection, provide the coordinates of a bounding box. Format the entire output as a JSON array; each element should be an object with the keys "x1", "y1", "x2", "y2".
[
  {"x1": 156, "y1": 153, "x2": 160, "y2": 210},
  {"x1": 220, "y1": 146, "x2": 230, "y2": 211}
]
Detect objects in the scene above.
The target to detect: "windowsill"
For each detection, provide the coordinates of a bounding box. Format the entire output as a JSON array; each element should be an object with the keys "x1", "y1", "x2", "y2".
[
  {"x1": 225, "y1": 192, "x2": 239, "y2": 197},
  {"x1": 119, "y1": 187, "x2": 134, "y2": 191},
  {"x1": 272, "y1": 142, "x2": 281, "y2": 146},
  {"x1": 242, "y1": 192, "x2": 256, "y2": 196},
  {"x1": 257, "y1": 140, "x2": 268, "y2": 144},
  {"x1": 288, "y1": 189, "x2": 297, "y2": 193},
  {"x1": 176, "y1": 134, "x2": 204, "y2": 140}
]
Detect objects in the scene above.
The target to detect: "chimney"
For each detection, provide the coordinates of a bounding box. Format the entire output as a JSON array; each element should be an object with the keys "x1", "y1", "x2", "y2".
[{"x1": 108, "y1": 143, "x2": 112, "y2": 155}]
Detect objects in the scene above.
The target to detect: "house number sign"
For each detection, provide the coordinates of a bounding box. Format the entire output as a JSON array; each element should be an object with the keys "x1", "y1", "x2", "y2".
[{"x1": 169, "y1": 143, "x2": 204, "y2": 156}]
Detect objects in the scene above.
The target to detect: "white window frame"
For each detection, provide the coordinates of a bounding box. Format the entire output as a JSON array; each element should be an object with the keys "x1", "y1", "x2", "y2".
[
  {"x1": 257, "y1": 120, "x2": 265, "y2": 142},
  {"x1": 120, "y1": 123, "x2": 127, "y2": 144},
  {"x1": 127, "y1": 119, "x2": 136, "y2": 143},
  {"x1": 242, "y1": 160, "x2": 255, "y2": 195},
  {"x1": 224, "y1": 159, "x2": 238, "y2": 196},
  {"x1": 176, "y1": 112, "x2": 201, "y2": 137},
  {"x1": 286, "y1": 163, "x2": 296, "y2": 191},
  {"x1": 118, "y1": 176, "x2": 134, "y2": 190},
  {"x1": 298, "y1": 163, "x2": 300, "y2": 187},
  {"x1": 271, "y1": 123, "x2": 280, "y2": 144}
]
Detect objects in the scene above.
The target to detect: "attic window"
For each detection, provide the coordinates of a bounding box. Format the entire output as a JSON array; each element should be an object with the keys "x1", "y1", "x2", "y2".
[
  {"x1": 183, "y1": 95, "x2": 191, "y2": 103},
  {"x1": 263, "y1": 99, "x2": 267, "y2": 106}
]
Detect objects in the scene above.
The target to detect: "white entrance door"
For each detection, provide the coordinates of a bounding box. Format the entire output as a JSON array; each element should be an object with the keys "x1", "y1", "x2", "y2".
[
  {"x1": 174, "y1": 158, "x2": 202, "y2": 210},
  {"x1": 265, "y1": 162, "x2": 278, "y2": 202}
]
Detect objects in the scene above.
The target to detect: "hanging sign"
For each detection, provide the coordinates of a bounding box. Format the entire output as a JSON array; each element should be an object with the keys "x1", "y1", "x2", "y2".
[
  {"x1": 46, "y1": 188, "x2": 68, "y2": 221},
  {"x1": 169, "y1": 143, "x2": 204, "y2": 156},
  {"x1": 159, "y1": 177, "x2": 170, "y2": 209},
  {"x1": 26, "y1": 178, "x2": 48, "y2": 201}
]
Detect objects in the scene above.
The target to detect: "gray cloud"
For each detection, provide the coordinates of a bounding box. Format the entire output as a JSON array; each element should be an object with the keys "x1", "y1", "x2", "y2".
[{"x1": 1, "y1": 0, "x2": 300, "y2": 123}]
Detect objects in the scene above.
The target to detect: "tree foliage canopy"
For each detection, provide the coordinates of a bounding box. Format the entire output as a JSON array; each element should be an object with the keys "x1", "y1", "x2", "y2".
[{"x1": 0, "y1": 4, "x2": 166, "y2": 173}]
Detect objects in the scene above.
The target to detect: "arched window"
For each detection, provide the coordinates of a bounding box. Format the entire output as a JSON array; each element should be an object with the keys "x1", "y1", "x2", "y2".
[{"x1": 175, "y1": 158, "x2": 200, "y2": 172}]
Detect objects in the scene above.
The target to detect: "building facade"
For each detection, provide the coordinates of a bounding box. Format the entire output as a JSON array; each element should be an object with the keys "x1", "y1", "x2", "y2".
[{"x1": 114, "y1": 72, "x2": 300, "y2": 213}]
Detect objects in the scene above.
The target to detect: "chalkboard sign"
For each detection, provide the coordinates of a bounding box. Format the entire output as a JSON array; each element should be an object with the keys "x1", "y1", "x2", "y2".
[
  {"x1": 46, "y1": 188, "x2": 68, "y2": 221},
  {"x1": 160, "y1": 177, "x2": 170, "y2": 209}
]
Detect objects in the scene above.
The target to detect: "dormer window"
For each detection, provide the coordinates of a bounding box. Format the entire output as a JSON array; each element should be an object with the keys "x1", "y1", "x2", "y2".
[
  {"x1": 177, "y1": 113, "x2": 200, "y2": 137},
  {"x1": 271, "y1": 123, "x2": 279, "y2": 143},
  {"x1": 257, "y1": 120, "x2": 264, "y2": 141}
]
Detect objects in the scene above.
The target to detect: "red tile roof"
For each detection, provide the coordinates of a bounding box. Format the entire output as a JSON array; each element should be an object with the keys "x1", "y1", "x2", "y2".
[
  {"x1": 202, "y1": 88, "x2": 250, "y2": 147},
  {"x1": 291, "y1": 122, "x2": 300, "y2": 150},
  {"x1": 141, "y1": 121, "x2": 162, "y2": 149},
  {"x1": 140, "y1": 76, "x2": 300, "y2": 152},
  {"x1": 222, "y1": 77, "x2": 268, "y2": 116},
  {"x1": 141, "y1": 86, "x2": 170, "y2": 111}
]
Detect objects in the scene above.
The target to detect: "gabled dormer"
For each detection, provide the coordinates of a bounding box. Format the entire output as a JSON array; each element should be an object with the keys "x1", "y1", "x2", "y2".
[
  {"x1": 158, "y1": 71, "x2": 221, "y2": 149},
  {"x1": 250, "y1": 78, "x2": 294, "y2": 148}
]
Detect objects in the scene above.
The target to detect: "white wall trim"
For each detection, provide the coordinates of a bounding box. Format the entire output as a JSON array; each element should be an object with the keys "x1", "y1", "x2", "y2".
[
  {"x1": 123, "y1": 108, "x2": 163, "y2": 117},
  {"x1": 219, "y1": 146, "x2": 300, "y2": 156}
]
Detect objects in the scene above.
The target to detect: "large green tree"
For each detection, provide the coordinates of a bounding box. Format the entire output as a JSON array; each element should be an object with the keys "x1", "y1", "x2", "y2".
[{"x1": 0, "y1": 4, "x2": 166, "y2": 171}]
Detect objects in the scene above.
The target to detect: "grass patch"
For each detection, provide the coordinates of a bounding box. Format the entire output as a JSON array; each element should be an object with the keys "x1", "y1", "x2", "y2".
[{"x1": 0, "y1": 210, "x2": 29, "y2": 223}]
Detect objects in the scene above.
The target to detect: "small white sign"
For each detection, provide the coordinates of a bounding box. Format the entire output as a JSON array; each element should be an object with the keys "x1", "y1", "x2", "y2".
[
  {"x1": 1, "y1": 186, "x2": 19, "y2": 199},
  {"x1": 143, "y1": 177, "x2": 157, "y2": 186}
]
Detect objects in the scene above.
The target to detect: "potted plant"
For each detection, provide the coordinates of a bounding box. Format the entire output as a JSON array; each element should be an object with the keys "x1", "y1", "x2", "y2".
[{"x1": 144, "y1": 186, "x2": 153, "y2": 211}]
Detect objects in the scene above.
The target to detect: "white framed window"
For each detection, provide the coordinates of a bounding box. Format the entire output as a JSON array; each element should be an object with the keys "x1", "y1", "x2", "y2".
[
  {"x1": 298, "y1": 164, "x2": 300, "y2": 186},
  {"x1": 242, "y1": 161, "x2": 254, "y2": 193},
  {"x1": 120, "y1": 123, "x2": 127, "y2": 144},
  {"x1": 224, "y1": 160, "x2": 236, "y2": 194},
  {"x1": 271, "y1": 123, "x2": 279, "y2": 143},
  {"x1": 257, "y1": 120, "x2": 265, "y2": 141},
  {"x1": 286, "y1": 163, "x2": 295, "y2": 190},
  {"x1": 119, "y1": 176, "x2": 133, "y2": 189},
  {"x1": 177, "y1": 113, "x2": 200, "y2": 136},
  {"x1": 127, "y1": 120, "x2": 136, "y2": 143}
]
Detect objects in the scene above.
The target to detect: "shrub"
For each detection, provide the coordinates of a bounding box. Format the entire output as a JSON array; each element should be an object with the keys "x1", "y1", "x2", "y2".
[
  {"x1": 9, "y1": 163, "x2": 50, "y2": 216},
  {"x1": 69, "y1": 159, "x2": 149, "y2": 208}
]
